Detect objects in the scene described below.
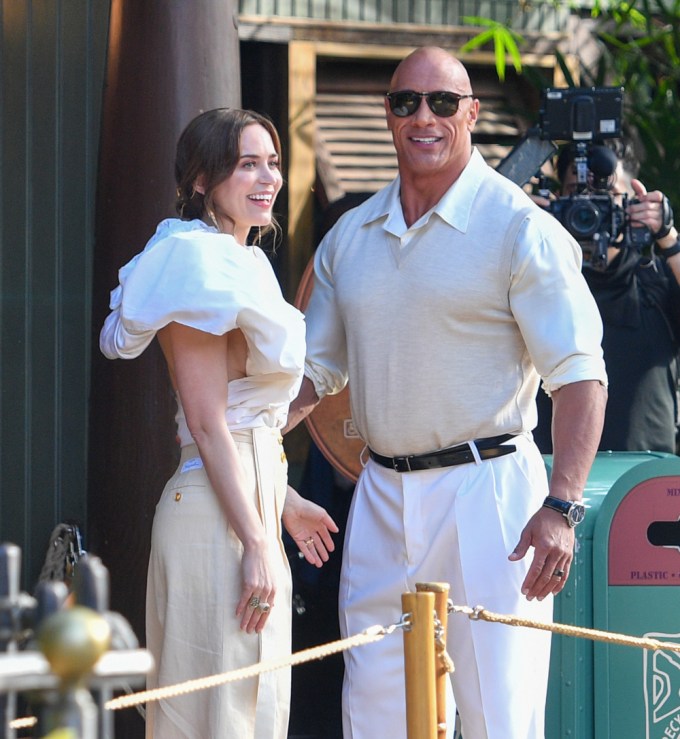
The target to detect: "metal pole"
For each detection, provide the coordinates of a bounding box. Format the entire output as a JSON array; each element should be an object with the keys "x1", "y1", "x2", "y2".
[
  {"x1": 0, "y1": 544, "x2": 21, "y2": 739},
  {"x1": 402, "y1": 591, "x2": 437, "y2": 739},
  {"x1": 74, "y1": 556, "x2": 113, "y2": 739},
  {"x1": 416, "y1": 582, "x2": 451, "y2": 739}
]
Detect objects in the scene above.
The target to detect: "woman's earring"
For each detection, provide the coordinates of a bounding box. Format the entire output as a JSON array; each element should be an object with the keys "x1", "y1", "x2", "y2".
[{"x1": 207, "y1": 209, "x2": 219, "y2": 231}]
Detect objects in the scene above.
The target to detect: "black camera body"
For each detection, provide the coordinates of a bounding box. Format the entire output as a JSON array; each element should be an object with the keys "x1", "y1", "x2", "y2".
[
  {"x1": 497, "y1": 87, "x2": 654, "y2": 269},
  {"x1": 548, "y1": 191, "x2": 652, "y2": 270},
  {"x1": 537, "y1": 87, "x2": 652, "y2": 268}
]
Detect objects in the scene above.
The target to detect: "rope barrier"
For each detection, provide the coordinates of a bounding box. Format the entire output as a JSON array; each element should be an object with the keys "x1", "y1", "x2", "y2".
[
  {"x1": 450, "y1": 604, "x2": 680, "y2": 653},
  {"x1": 105, "y1": 622, "x2": 398, "y2": 711},
  {"x1": 9, "y1": 602, "x2": 680, "y2": 730}
]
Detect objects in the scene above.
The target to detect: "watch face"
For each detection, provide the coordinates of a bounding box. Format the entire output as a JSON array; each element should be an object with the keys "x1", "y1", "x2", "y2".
[{"x1": 567, "y1": 503, "x2": 586, "y2": 526}]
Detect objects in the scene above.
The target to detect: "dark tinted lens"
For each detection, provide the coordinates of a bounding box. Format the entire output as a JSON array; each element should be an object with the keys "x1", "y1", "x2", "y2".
[
  {"x1": 387, "y1": 91, "x2": 465, "y2": 118},
  {"x1": 389, "y1": 92, "x2": 419, "y2": 117},
  {"x1": 427, "y1": 92, "x2": 460, "y2": 117}
]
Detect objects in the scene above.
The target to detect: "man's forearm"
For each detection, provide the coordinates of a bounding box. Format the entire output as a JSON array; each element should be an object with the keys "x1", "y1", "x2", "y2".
[
  {"x1": 284, "y1": 375, "x2": 321, "y2": 434},
  {"x1": 549, "y1": 380, "x2": 607, "y2": 501}
]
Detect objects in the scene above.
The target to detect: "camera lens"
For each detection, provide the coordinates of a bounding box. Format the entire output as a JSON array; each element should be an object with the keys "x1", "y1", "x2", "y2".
[{"x1": 565, "y1": 201, "x2": 601, "y2": 239}]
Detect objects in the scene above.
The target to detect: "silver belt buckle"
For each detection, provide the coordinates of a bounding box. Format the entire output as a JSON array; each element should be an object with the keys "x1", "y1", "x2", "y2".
[{"x1": 393, "y1": 456, "x2": 412, "y2": 472}]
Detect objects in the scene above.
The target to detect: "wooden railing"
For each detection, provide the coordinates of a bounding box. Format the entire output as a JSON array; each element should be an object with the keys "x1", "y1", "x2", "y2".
[{"x1": 238, "y1": 0, "x2": 574, "y2": 32}]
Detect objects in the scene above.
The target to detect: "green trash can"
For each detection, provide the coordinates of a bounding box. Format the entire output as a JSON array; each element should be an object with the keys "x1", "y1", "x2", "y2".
[{"x1": 544, "y1": 451, "x2": 680, "y2": 738}]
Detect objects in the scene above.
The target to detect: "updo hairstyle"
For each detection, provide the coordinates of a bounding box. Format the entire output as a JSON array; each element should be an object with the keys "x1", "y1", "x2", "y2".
[{"x1": 174, "y1": 108, "x2": 282, "y2": 240}]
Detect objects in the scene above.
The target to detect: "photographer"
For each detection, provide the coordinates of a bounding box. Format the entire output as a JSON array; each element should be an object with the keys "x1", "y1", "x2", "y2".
[{"x1": 533, "y1": 140, "x2": 680, "y2": 454}]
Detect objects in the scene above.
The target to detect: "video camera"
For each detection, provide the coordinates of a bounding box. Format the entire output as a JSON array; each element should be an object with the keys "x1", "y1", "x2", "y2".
[{"x1": 496, "y1": 87, "x2": 653, "y2": 270}]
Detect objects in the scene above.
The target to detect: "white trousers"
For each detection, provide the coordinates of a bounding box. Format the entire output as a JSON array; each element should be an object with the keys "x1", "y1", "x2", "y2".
[{"x1": 339, "y1": 435, "x2": 553, "y2": 739}]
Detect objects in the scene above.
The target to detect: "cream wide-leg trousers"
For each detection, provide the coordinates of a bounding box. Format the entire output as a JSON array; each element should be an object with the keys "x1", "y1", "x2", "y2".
[
  {"x1": 145, "y1": 427, "x2": 292, "y2": 739},
  {"x1": 339, "y1": 434, "x2": 553, "y2": 739}
]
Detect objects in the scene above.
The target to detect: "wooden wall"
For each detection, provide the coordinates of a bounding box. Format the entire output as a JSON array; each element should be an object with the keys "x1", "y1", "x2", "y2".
[{"x1": 0, "y1": 0, "x2": 110, "y2": 590}]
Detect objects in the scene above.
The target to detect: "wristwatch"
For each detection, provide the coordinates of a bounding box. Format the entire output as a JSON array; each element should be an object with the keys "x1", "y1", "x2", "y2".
[{"x1": 542, "y1": 496, "x2": 586, "y2": 528}]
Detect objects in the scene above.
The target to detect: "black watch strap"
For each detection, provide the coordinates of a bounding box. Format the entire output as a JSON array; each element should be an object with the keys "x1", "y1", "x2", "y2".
[
  {"x1": 659, "y1": 237, "x2": 680, "y2": 260},
  {"x1": 654, "y1": 195, "x2": 675, "y2": 240},
  {"x1": 542, "y1": 496, "x2": 585, "y2": 527}
]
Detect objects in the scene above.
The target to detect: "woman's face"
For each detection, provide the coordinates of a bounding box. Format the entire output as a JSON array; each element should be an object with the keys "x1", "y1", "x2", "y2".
[{"x1": 207, "y1": 123, "x2": 282, "y2": 243}]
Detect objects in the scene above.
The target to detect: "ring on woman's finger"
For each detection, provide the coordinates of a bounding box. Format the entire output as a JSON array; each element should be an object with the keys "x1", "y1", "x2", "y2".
[
  {"x1": 553, "y1": 569, "x2": 565, "y2": 579},
  {"x1": 257, "y1": 602, "x2": 271, "y2": 613},
  {"x1": 304, "y1": 537, "x2": 314, "y2": 547},
  {"x1": 249, "y1": 596, "x2": 261, "y2": 609}
]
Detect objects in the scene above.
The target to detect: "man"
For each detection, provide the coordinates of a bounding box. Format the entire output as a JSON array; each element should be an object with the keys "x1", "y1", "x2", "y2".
[
  {"x1": 533, "y1": 142, "x2": 680, "y2": 454},
  {"x1": 286, "y1": 47, "x2": 607, "y2": 739}
]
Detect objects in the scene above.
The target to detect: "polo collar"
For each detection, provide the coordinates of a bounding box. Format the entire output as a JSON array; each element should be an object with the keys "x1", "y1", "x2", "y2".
[{"x1": 375, "y1": 147, "x2": 486, "y2": 238}]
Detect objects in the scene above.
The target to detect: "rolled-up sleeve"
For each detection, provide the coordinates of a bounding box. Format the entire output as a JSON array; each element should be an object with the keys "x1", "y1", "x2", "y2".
[
  {"x1": 303, "y1": 236, "x2": 349, "y2": 399},
  {"x1": 510, "y1": 213, "x2": 608, "y2": 395}
]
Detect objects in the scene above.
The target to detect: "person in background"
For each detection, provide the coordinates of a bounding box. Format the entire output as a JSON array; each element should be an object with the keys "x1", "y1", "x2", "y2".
[
  {"x1": 100, "y1": 108, "x2": 338, "y2": 739},
  {"x1": 285, "y1": 47, "x2": 607, "y2": 739},
  {"x1": 533, "y1": 140, "x2": 680, "y2": 454}
]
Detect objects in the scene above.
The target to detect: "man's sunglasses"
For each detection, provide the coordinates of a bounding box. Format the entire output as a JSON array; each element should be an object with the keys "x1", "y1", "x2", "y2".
[{"x1": 385, "y1": 90, "x2": 474, "y2": 118}]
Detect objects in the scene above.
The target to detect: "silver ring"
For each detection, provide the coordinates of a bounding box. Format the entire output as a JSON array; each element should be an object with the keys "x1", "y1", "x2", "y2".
[
  {"x1": 257, "y1": 602, "x2": 271, "y2": 613},
  {"x1": 248, "y1": 596, "x2": 260, "y2": 609},
  {"x1": 553, "y1": 569, "x2": 565, "y2": 579}
]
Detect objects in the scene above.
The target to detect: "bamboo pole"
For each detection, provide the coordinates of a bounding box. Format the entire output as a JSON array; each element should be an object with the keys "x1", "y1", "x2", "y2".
[
  {"x1": 416, "y1": 582, "x2": 451, "y2": 738},
  {"x1": 402, "y1": 591, "x2": 437, "y2": 739}
]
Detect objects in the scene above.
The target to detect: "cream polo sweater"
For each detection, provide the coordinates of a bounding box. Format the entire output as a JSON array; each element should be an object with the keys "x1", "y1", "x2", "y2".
[{"x1": 304, "y1": 148, "x2": 607, "y2": 457}]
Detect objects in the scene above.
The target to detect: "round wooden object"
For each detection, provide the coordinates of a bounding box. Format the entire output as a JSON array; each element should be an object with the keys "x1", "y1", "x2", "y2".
[{"x1": 295, "y1": 258, "x2": 363, "y2": 483}]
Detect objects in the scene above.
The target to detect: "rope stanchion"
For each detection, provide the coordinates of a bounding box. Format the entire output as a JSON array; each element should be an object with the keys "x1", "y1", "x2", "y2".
[
  {"x1": 416, "y1": 582, "x2": 453, "y2": 738},
  {"x1": 402, "y1": 591, "x2": 437, "y2": 739},
  {"x1": 9, "y1": 595, "x2": 680, "y2": 736}
]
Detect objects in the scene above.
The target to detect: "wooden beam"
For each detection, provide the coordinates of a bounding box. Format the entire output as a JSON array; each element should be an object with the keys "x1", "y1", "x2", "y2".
[{"x1": 287, "y1": 41, "x2": 317, "y2": 299}]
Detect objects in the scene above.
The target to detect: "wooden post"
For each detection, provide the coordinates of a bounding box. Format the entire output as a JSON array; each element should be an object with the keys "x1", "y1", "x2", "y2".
[
  {"x1": 402, "y1": 591, "x2": 437, "y2": 739},
  {"x1": 286, "y1": 41, "x2": 317, "y2": 299},
  {"x1": 90, "y1": 4, "x2": 241, "y2": 736},
  {"x1": 416, "y1": 582, "x2": 451, "y2": 739}
]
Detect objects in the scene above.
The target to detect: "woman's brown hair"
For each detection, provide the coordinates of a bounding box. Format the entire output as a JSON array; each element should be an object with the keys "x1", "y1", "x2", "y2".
[{"x1": 174, "y1": 108, "x2": 282, "y2": 241}]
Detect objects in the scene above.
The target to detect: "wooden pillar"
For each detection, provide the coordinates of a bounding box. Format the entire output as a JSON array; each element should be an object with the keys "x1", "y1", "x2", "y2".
[
  {"x1": 88, "y1": 3, "x2": 240, "y2": 736},
  {"x1": 286, "y1": 41, "x2": 317, "y2": 299}
]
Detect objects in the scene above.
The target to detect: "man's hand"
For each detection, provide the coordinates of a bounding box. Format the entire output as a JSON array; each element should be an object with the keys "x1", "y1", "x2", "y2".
[
  {"x1": 508, "y1": 380, "x2": 606, "y2": 601},
  {"x1": 629, "y1": 179, "x2": 674, "y2": 243},
  {"x1": 509, "y1": 507, "x2": 574, "y2": 600}
]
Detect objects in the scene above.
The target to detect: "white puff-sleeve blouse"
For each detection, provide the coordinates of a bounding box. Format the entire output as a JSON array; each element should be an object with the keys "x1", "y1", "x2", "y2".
[{"x1": 100, "y1": 219, "x2": 306, "y2": 437}]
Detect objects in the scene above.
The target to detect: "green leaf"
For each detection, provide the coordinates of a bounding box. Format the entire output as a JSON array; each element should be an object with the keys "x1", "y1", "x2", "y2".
[{"x1": 460, "y1": 19, "x2": 525, "y2": 81}]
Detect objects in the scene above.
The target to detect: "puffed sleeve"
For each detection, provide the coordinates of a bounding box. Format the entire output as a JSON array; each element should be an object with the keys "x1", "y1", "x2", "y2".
[{"x1": 100, "y1": 229, "x2": 259, "y2": 360}]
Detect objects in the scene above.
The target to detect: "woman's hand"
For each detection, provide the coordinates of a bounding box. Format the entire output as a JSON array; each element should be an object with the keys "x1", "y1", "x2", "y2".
[
  {"x1": 236, "y1": 541, "x2": 277, "y2": 633},
  {"x1": 282, "y1": 486, "x2": 339, "y2": 567}
]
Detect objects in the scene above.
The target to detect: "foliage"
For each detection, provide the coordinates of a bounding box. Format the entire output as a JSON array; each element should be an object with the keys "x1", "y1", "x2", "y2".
[
  {"x1": 463, "y1": 0, "x2": 680, "y2": 205},
  {"x1": 568, "y1": 0, "x2": 680, "y2": 205},
  {"x1": 459, "y1": 18, "x2": 525, "y2": 81}
]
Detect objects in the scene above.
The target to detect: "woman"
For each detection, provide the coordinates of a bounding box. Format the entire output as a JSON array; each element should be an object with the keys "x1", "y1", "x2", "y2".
[{"x1": 100, "y1": 108, "x2": 338, "y2": 738}]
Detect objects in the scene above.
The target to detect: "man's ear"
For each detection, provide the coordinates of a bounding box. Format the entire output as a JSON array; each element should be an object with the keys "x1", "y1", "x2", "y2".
[
  {"x1": 467, "y1": 99, "x2": 480, "y2": 131},
  {"x1": 194, "y1": 174, "x2": 206, "y2": 195}
]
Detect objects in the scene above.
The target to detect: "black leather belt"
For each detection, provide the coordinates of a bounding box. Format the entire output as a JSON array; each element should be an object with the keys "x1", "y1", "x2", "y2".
[{"x1": 368, "y1": 434, "x2": 517, "y2": 473}]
